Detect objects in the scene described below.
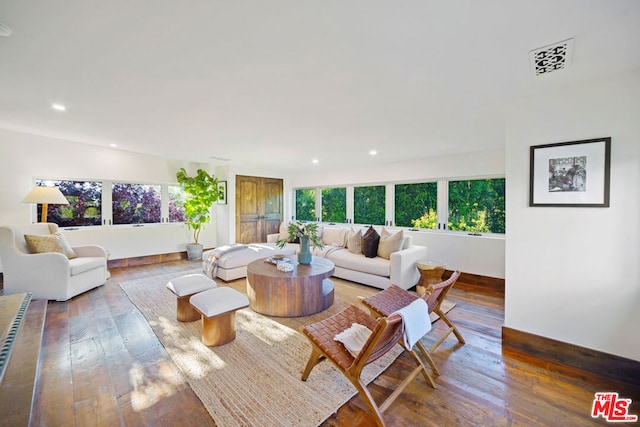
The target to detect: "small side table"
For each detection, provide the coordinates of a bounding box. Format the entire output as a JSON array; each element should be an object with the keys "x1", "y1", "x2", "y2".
[{"x1": 416, "y1": 260, "x2": 447, "y2": 295}]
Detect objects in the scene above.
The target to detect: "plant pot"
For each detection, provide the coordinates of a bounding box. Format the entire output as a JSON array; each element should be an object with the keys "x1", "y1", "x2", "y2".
[{"x1": 186, "y1": 243, "x2": 204, "y2": 261}]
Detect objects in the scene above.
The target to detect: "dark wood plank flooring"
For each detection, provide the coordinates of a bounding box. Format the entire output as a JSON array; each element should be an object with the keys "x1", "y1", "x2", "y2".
[{"x1": 26, "y1": 261, "x2": 640, "y2": 426}]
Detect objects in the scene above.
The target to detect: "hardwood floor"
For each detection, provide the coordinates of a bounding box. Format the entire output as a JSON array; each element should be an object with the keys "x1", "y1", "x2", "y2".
[{"x1": 26, "y1": 260, "x2": 639, "y2": 426}]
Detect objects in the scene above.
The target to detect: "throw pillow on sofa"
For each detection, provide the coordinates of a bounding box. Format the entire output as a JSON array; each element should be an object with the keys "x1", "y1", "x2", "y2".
[
  {"x1": 377, "y1": 227, "x2": 404, "y2": 259},
  {"x1": 361, "y1": 226, "x2": 380, "y2": 258},
  {"x1": 346, "y1": 228, "x2": 362, "y2": 254},
  {"x1": 24, "y1": 232, "x2": 78, "y2": 259},
  {"x1": 322, "y1": 227, "x2": 348, "y2": 247},
  {"x1": 277, "y1": 222, "x2": 288, "y2": 241}
]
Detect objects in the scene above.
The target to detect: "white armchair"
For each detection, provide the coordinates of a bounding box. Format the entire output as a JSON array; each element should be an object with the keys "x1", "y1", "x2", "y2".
[{"x1": 0, "y1": 223, "x2": 108, "y2": 301}]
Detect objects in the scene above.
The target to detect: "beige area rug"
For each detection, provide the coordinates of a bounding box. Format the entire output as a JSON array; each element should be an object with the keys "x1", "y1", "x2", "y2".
[
  {"x1": 119, "y1": 270, "x2": 455, "y2": 427},
  {"x1": 119, "y1": 271, "x2": 390, "y2": 427}
]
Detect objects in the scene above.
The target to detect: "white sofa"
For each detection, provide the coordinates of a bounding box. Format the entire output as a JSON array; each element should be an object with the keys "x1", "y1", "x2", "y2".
[
  {"x1": 267, "y1": 225, "x2": 427, "y2": 290},
  {"x1": 0, "y1": 223, "x2": 108, "y2": 301},
  {"x1": 203, "y1": 225, "x2": 426, "y2": 290}
]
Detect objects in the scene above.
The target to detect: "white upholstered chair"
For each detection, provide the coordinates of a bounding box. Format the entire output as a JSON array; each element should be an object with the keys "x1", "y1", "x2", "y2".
[{"x1": 0, "y1": 223, "x2": 108, "y2": 301}]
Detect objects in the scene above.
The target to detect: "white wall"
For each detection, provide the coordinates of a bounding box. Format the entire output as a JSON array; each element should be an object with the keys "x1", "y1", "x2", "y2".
[
  {"x1": 287, "y1": 149, "x2": 506, "y2": 278},
  {"x1": 0, "y1": 130, "x2": 506, "y2": 279},
  {"x1": 289, "y1": 149, "x2": 505, "y2": 187},
  {"x1": 505, "y1": 69, "x2": 640, "y2": 361},
  {"x1": 0, "y1": 129, "x2": 215, "y2": 264}
]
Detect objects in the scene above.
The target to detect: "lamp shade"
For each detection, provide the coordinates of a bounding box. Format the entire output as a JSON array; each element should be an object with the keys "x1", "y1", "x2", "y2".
[{"x1": 22, "y1": 186, "x2": 69, "y2": 205}]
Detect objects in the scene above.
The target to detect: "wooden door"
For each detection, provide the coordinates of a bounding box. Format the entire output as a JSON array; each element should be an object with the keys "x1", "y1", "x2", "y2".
[
  {"x1": 235, "y1": 175, "x2": 283, "y2": 243},
  {"x1": 263, "y1": 178, "x2": 283, "y2": 237}
]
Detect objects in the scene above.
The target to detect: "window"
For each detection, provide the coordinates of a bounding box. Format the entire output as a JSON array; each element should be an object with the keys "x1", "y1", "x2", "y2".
[
  {"x1": 354, "y1": 185, "x2": 385, "y2": 225},
  {"x1": 295, "y1": 188, "x2": 316, "y2": 221},
  {"x1": 112, "y1": 183, "x2": 161, "y2": 224},
  {"x1": 168, "y1": 185, "x2": 187, "y2": 222},
  {"x1": 36, "y1": 179, "x2": 102, "y2": 227},
  {"x1": 33, "y1": 178, "x2": 194, "y2": 227},
  {"x1": 292, "y1": 176, "x2": 506, "y2": 235},
  {"x1": 448, "y1": 178, "x2": 505, "y2": 233},
  {"x1": 321, "y1": 187, "x2": 346, "y2": 223},
  {"x1": 394, "y1": 182, "x2": 438, "y2": 229}
]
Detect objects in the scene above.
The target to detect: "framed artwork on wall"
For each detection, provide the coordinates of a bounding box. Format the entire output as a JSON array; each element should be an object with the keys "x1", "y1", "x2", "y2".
[
  {"x1": 530, "y1": 137, "x2": 611, "y2": 207},
  {"x1": 217, "y1": 181, "x2": 227, "y2": 204}
]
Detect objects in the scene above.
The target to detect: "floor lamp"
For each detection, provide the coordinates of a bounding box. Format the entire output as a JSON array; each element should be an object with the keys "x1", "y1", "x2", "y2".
[{"x1": 22, "y1": 186, "x2": 70, "y2": 223}]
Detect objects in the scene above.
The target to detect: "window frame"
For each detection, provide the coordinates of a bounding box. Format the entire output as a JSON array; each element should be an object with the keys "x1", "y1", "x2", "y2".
[
  {"x1": 111, "y1": 181, "x2": 163, "y2": 225},
  {"x1": 31, "y1": 177, "x2": 188, "y2": 228},
  {"x1": 294, "y1": 188, "x2": 318, "y2": 222},
  {"x1": 321, "y1": 186, "x2": 347, "y2": 224},
  {"x1": 292, "y1": 174, "x2": 506, "y2": 236},
  {"x1": 446, "y1": 177, "x2": 506, "y2": 234},
  {"x1": 34, "y1": 178, "x2": 103, "y2": 227}
]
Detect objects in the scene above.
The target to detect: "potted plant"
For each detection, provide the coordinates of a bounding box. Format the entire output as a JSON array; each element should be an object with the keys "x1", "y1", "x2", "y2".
[
  {"x1": 276, "y1": 221, "x2": 323, "y2": 264},
  {"x1": 176, "y1": 168, "x2": 219, "y2": 260}
]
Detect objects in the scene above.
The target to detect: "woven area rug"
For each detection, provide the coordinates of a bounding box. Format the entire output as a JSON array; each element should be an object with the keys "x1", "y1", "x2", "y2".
[{"x1": 119, "y1": 270, "x2": 409, "y2": 427}]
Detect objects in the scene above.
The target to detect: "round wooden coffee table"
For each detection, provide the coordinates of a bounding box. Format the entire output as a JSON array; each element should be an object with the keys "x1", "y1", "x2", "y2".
[{"x1": 246, "y1": 256, "x2": 335, "y2": 317}]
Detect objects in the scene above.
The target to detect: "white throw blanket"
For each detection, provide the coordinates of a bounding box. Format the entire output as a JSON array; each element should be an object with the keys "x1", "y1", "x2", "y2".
[
  {"x1": 322, "y1": 244, "x2": 344, "y2": 258},
  {"x1": 391, "y1": 298, "x2": 431, "y2": 350},
  {"x1": 334, "y1": 323, "x2": 372, "y2": 358},
  {"x1": 203, "y1": 244, "x2": 248, "y2": 279}
]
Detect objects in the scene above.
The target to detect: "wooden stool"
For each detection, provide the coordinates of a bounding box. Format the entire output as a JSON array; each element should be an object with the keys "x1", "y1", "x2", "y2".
[
  {"x1": 416, "y1": 260, "x2": 447, "y2": 295},
  {"x1": 190, "y1": 287, "x2": 249, "y2": 346},
  {"x1": 166, "y1": 274, "x2": 217, "y2": 322}
]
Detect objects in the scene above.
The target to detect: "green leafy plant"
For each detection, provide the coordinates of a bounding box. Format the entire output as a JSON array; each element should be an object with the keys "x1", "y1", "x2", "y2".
[
  {"x1": 175, "y1": 168, "x2": 219, "y2": 245},
  {"x1": 411, "y1": 209, "x2": 438, "y2": 229},
  {"x1": 276, "y1": 221, "x2": 324, "y2": 249}
]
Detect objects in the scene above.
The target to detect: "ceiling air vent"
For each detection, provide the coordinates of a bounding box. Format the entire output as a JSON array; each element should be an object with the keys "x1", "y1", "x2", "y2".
[{"x1": 530, "y1": 38, "x2": 574, "y2": 77}]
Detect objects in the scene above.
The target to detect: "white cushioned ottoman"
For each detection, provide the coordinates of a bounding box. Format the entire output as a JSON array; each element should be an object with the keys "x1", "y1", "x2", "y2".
[
  {"x1": 190, "y1": 287, "x2": 250, "y2": 346},
  {"x1": 167, "y1": 273, "x2": 217, "y2": 322}
]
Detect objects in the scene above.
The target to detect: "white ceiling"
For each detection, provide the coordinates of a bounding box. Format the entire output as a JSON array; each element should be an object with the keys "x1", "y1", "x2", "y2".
[{"x1": 1, "y1": 1, "x2": 639, "y2": 172}]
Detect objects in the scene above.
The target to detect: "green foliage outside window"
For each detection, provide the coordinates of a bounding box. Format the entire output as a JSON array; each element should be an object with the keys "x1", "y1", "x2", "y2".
[
  {"x1": 448, "y1": 178, "x2": 505, "y2": 233},
  {"x1": 395, "y1": 182, "x2": 437, "y2": 228},
  {"x1": 321, "y1": 187, "x2": 346, "y2": 223},
  {"x1": 354, "y1": 185, "x2": 385, "y2": 225},
  {"x1": 37, "y1": 180, "x2": 102, "y2": 227},
  {"x1": 411, "y1": 209, "x2": 438, "y2": 229},
  {"x1": 295, "y1": 188, "x2": 316, "y2": 221},
  {"x1": 168, "y1": 185, "x2": 187, "y2": 222},
  {"x1": 112, "y1": 183, "x2": 161, "y2": 224}
]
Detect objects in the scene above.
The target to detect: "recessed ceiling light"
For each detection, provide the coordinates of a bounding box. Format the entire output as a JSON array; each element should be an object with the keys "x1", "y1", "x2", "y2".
[
  {"x1": 369, "y1": 150, "x2": 377, "y2": 156},
  {"x1": 312, "y1": 159, "x2": 319, "y2": 164},
  {"x1": 109, "y1": 143, "x2": 118, "y2": 148},
  {"x1": 51, "y1": 103, "x2": 66, "y2": 111}
]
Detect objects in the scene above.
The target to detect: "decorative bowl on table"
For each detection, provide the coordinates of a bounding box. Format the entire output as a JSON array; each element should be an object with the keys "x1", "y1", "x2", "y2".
[{"x1": 277, "y1": 260, "x2": 294, "y2": 272}]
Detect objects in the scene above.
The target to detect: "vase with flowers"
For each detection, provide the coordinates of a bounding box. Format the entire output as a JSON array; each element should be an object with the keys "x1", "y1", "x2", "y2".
[{"x1": 276, "y1": 221, "x2": 323, "y2": 265}]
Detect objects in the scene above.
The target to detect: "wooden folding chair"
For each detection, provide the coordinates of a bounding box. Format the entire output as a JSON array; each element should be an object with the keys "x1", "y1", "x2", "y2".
[
  {"x1": 362, "y1": 271, "x2": 464, "y2": 358},
  {"x1": 301, "y1": 304, "x2": 435, "y2": 427}
]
